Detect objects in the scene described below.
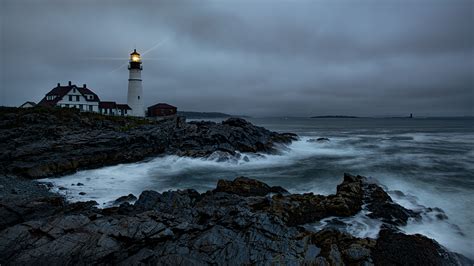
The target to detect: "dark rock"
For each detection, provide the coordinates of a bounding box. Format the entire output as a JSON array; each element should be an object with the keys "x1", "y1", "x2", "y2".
[
  {"x1": 76, "y1": 182, "x2": 84, "y2": 186},
  {"x1": 343, "y1": 244, "x2": 371, "y2": 261},
  {"x1": 113, "y1": 193, "x2": 137, "y2": 205},
  {"x1": 79, "y1": 192, "x2": 86, "y2": 195},
  {"x1": 372, "y1": 226, "x2": 470, "y2": 266},
  {"x1": 307, "y1": 137, "x2": 330, "y2": 143},
  {"x1": 263, "y1": 173, "x2": 363, "y2": 226},
  {"x1": 214, "y1": 176, "x2": 289, "y2": 196},
  {"x1": 364, "y1": 182, "x2": 420, "y2": 225}
]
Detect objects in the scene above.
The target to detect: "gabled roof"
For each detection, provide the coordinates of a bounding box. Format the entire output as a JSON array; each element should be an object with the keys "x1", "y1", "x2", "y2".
[
  {"x1": 19, "y1": 101, "x2": 36, "y2": 107},
  {"x1": 38, "y1": 83, "x2": 100, "y2": 107},
  {"x1": 99, "y1": 101, "x2": 117, "y2": 109},
  {"x1": 148, "y1": 103, "x2": 177, "y2": 110},
  {"x1": 38, "y1": 94, "x2": 62, "y2": 107}
]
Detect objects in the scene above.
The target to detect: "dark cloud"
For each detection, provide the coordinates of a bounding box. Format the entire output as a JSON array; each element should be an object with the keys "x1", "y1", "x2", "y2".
[{"x1": 1, "y1": 0, "x2": 473, "y2": 116}]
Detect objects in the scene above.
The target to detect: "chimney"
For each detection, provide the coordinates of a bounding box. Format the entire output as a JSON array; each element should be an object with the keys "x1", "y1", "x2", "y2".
[
  {"x1": 83, "y1": 84, "x2": 86, "y2": 88},
  {"x1": 57, "y1": 83, "x2": 60, "y2": 87},
  {"x1": 68, "y1": 81, "x2": 72, "y2": 86}
]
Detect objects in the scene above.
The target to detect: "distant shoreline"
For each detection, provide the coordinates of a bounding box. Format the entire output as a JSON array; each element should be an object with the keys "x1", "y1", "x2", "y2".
[
  {"x1": 310, "y1": 115, "x2": 359, "y2": 118},
  {"x1": 178, "y1": 111, "x2": 249, "y2": 119}
]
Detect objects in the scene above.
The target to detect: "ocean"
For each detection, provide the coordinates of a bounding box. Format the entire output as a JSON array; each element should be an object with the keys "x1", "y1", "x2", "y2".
[{"x1": 41, "y1": 117, "x2": 474, "y2": 259}]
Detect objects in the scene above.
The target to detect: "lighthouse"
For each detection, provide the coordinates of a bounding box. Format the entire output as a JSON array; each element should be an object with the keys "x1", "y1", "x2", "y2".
[{"x1": 127, "y1": 49, "x2": 145, "y2": 117}]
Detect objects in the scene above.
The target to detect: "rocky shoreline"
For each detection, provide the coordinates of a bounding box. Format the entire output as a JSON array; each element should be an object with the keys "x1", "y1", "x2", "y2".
[
  {"x1": 0, "y1": 107, "x2": 472, "y2": 265},
  {"x1": 0, "y1": 174, "x2": 471, "y2": 265},
  {"x1": 0, "y1": 107, "x2": 296, "y2": 179}
]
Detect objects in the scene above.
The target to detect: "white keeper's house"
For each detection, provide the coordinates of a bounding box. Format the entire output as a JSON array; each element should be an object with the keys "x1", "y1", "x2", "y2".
[{"x1": 37, "y1": 81, "x2": 131, "y2": 116}]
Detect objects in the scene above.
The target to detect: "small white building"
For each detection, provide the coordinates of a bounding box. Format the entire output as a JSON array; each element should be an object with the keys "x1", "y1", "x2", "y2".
[
  {"x1": 19, "y1": 101, "x2": 36, "y2": 108},
  {"x1": 38, "y1": 81, "x2": 131, "y2": 116}
]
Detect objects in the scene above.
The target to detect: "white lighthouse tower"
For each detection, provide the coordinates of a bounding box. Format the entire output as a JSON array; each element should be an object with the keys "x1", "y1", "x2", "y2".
[{"x1": 127, "y1": 49, "x2": 145, "y2": 117}]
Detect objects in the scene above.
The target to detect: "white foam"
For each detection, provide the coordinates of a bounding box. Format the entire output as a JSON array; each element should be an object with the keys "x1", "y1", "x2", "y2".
[
  {"x1": 40, "y1": 137, "x2": 368, "y2": 205},
  {"x1": 312, "y1": 206, "x2": 383, "y2": 239},
  {"x1": 377, "y1": 175, "x2": 474, "y2": 259}
]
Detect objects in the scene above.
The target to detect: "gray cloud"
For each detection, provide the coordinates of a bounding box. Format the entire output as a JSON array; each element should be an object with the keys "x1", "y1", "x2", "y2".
[{"x1": 1, "y1": 0, "x2": 473, "y2": 116}]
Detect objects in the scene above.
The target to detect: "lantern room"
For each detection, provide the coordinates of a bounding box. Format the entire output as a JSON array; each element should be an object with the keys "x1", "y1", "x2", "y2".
[{"x1": 128, "y1": 49, "x2": 142, "y2": 70}]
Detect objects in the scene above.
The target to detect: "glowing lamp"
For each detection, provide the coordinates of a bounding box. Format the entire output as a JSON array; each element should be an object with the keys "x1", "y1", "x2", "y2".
[{"x1": 130, "y1": 49, "x2": 141, "y2": 62}]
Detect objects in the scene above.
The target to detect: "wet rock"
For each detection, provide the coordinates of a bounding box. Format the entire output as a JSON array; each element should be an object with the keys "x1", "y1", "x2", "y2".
[
  {"x1": 76, "y1": 182, "x2": 84, "y2": 186},
  {"x1": 207, "y1": 150, "x2": 236, "y2": 162},
  {"x1": 372, "y1": 226, "x2": 470, "y2": 266},
  {"x1": 79, "y1": 192, "x2": 86, "y2": 195},
  {"x1": 214, "y1": 176, "x2": 288, "y2": 196},
  {"x1": 307, "y1": 137, "x2": 330, "y2": 143},
  {"x1": 364, "y1": 183, "x2": 420, "y2": 225},
  {"x1": 113, "y1": 193, "x2": 137, "y2": 205},
  {"x1": 264, "y1": 173, "x2": 363, "y2": 226},
  {"x1": 343, "y1": 244, "x2": 371, "y2": 261}
]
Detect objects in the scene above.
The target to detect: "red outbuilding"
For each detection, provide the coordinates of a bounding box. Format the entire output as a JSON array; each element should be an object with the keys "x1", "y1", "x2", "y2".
[{"x1": 147, "y1": 103, "x2": 177, "y2": 117}]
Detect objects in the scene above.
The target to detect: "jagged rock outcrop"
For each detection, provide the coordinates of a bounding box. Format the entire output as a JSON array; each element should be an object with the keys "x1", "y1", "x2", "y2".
[
  {"x1": 170, "y1": 118, "x2": 297, "y2": 157},
  {"x1": 0, "y1": 107, "x2": 297, "y2": 178},
  {"x1": 0, "y1": 174, "x2": 470, "y2": 265},
  {"x1": 214, "y1": 176, "x2": 288, "y2": 196}
]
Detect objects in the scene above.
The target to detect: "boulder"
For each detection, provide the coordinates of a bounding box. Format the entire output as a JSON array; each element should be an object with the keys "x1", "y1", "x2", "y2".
[
  {"x1": 113, "y1": 194, "x2": 137, "y2": 205},
  {"x1": 263, "y1": 173, "x2": 363, "y2": 226},
  {"x1": 372, "y1": 226, "x2": 471, "y2": 266},
  {"x1": 364, "y1": 183, "x2": 421, "y2": 225},
  {"x1": 214, "y1": 176, "x2": 288, "y2": 196}
]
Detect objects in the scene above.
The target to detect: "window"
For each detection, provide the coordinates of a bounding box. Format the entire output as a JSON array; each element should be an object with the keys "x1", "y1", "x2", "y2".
[
  {"x1": 89, "y1": 105, "x2": 93, "y2": 112},
  {"x1": 79, "y1": 104, "x2": 83, "y2": 110},
  {"x1": 73, "y1": 88, "x2": 76, "y2": 93},
  {"x1": 104, "y1": 109, "x2": 107, "y2": 114},
  {"x1": 124, "y1": 110, "x2": 127, "y2": 114},
  {"x1": 76, "y1": 95, "x2": 80, "y2": 101},
  {"x1": 65, "y1": 104, "x2": 69, "y2": 108},
  {"x1": 138, "y1": 96, "x2": 140, "y2": 100},
  {"x1": 69, "y1": 95, "x2": 73, "y2": 101}
]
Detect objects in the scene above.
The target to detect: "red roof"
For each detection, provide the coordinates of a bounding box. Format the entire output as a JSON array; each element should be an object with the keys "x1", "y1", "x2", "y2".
[
  {"x1": 148, "y1": 103, "x2": 177, "y2": 110},
  {"x1": 99, "y1": 101, "x2": 117, "y2": 109},
  {"x1": 117, "y1": 104, "x2": 131, "y2": 110},
  {"x1": 38, "y1": 83, "x2": 100, "y2": 107}
]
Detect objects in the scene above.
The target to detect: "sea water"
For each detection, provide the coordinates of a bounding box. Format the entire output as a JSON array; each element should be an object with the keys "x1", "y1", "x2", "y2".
[{"x1": 41, "y1": 117, "x2": 474, "y2": 258}]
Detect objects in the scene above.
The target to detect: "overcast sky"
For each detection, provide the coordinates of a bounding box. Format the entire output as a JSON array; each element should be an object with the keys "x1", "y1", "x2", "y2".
[{"x1": 1, "y1": 0, "x2": 473, "y2": 117}]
